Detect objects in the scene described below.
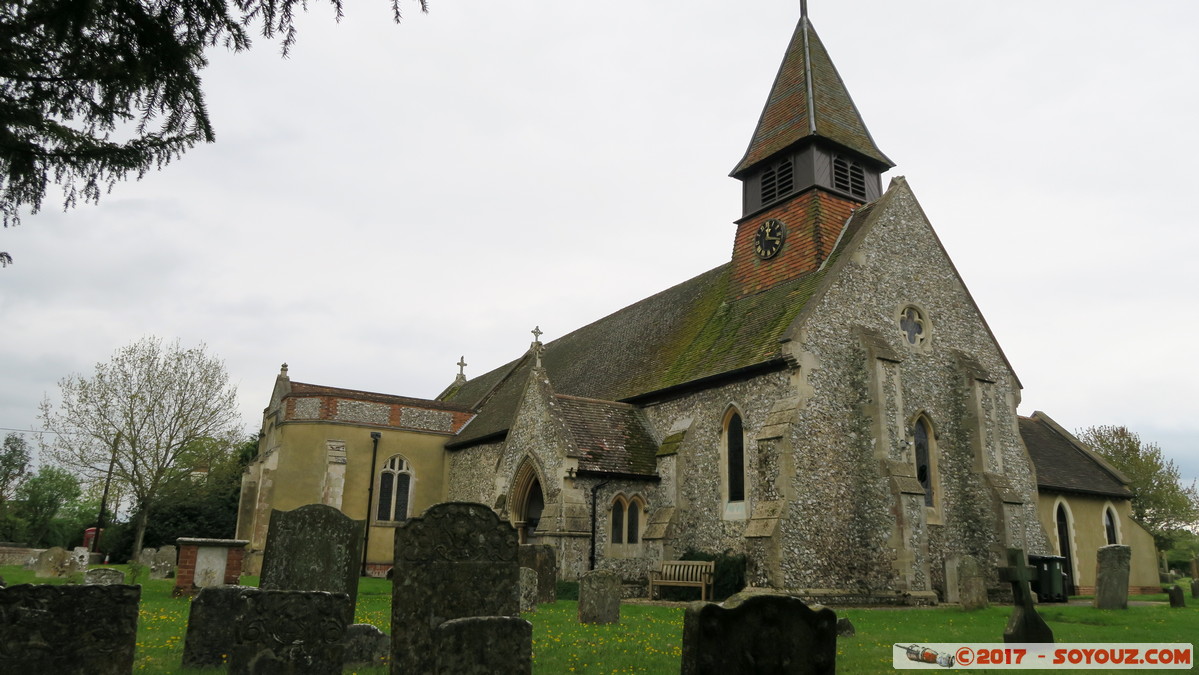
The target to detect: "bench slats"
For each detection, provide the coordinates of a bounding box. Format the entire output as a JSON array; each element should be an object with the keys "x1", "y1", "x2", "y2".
[{"x1": 648, "y1": 560, "x2": 715, "y2": 601}]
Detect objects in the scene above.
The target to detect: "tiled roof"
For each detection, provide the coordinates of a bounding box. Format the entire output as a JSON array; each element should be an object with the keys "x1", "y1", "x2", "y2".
[
  {"x1": 444, "y1": 204, "x2": 878, "y2": 449},
  {"x1": 731, "y1": 15, "x2": 892, "y2": 177},
  {"x1": 1019, "y1": 412, "x2": 1132, "y2": 499},
  {"x1": 557, "y1": 395, "x2": 658, "y2": 476},
  {"x1": 289, "y1": 381, "x2": 473, "y2": 412}
]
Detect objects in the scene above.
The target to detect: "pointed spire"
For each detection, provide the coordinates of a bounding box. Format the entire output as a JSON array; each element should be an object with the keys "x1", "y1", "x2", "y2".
[{"x1": 731, "y1": 10, "x2": 892, "y2": 178}]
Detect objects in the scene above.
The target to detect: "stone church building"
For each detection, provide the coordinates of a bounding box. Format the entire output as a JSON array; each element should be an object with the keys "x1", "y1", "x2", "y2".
[{"x1": 236, "y1": 8, "x2": 1158, "y2": 601}]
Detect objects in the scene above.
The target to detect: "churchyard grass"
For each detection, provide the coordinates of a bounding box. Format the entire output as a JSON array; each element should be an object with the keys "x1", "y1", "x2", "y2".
[{"x1": 3, "y1": 566, "x2": 1196, "y2": 674}]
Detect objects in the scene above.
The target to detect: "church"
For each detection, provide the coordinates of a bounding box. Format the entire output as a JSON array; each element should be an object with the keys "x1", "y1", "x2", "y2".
[{"x1": 236, "y1": 7, "x2": 1158, "y2": 602}]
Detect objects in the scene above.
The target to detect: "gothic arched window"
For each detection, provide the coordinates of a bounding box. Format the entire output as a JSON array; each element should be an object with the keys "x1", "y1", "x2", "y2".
[
  {"x1": 376, "y1": 455, "x2": 412, "y2": 522},
  {"x1": 1104, "y1": 507, "x2": 1119, "y2": 545},
  {"x1": 913, "y1": 416, "x2": 935, "y2": 508},
  {"x1": 726, "y1": 412, "x2": 746, "y2": 503}
]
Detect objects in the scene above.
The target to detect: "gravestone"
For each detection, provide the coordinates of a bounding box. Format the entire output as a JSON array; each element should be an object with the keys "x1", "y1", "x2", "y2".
[
  {"x1": 836, "y1": 617, "x2": 855, "y2": 637},
  {"x1": 681, "y1": 593, "x2": 837, "y2": 674},
  {"x1": 182, "y1": 585, "x2": 352, "y2": 672},
  {"x1": 150, "y1": 545, "x2": 176, "y2": 579},
  {"x1": 998, "y1": 548, "x2": 1054, "y2": 643},
  {"x1": 341, "y1": 624, "x2": 389, "y2": 668},
  {"x1": 519, "y1": 544, "x2": 557, "y2": 604},
  {"x1": 226, "y1": 589, "x2": 352, "y2": 674},
  {"x1": 1167, "y1": 585, "x2": 1186, "y2": 608},
  {"x1": 0, "y1": 583, "x2": 140, "y2": 675},
  {"x1": 959, "y1": 555, "x2": 989, "y2": 610},
  {"x1": 138, "y1": 547, "x2": 156, "y2": 568},
  {"x1": 578, "y1": 569, "x2": 621, "y2": 624},
  {"x1": 260, "y1": 503, "x2": 364, "y2": 609},
  {"x1": 391, "y1": 502, "x2": 522, "y2": 675},
  {"x1": 435, "y1": 616, "x2": 532, "y2": 675},
  {"x1": 1190, "y1": 557, "x2": 1198, "y2": 581},
  {"x1": 71, "y1": 546, "x2": 90, "y2": 571},
  {"x1": 1191, "y1": 579, "x2": 1198, "y2": 600},
  {"x1": 34, "y1": 546, "x2": 70, "y2": 577},
  {"x1": 519, "y1": 567, "x2": 539, "y2": 613},
  {"x1": 85, "y1": 568, "x2": 126, "y2": 585},
  {"x1": 1092, "y1": 545, "x2": 1130, "y2": 610}
]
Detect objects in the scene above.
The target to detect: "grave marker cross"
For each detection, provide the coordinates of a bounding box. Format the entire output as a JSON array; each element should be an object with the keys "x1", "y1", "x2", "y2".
[{"x1": 997, "y1": 548, "x2": 1054, "y2": 644}]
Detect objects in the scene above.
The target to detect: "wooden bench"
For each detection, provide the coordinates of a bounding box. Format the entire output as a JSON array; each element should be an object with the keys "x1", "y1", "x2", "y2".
[{"x1": 648, "y1": 560, "x2": 715, "y2": 601}]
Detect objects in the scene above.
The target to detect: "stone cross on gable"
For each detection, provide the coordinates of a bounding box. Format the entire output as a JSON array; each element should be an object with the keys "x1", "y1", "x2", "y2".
[
  {"x1": 457, "y1": 356, "x2": 467, "y2": 377},
  {"x1": 530, "y1": 326, "x2": 544, "y2": 368},
  {"x1": 998, "y1": 548, "x2": 1054, "y2": 644}
]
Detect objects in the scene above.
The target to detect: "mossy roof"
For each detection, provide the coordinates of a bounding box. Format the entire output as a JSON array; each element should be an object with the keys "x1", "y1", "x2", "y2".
[
  {"x1": 731, "y1": 15, "x2": 892, "y2": 177},
  {"x1": 444, "y1": 204, "x2": 876, "y2": 449},
  {"x1": 1019, "y1": 413, "x2": 1133, "y2": 499},
  {"x1": 557, "y1": 396, "x2": 658, "y2": 476}
]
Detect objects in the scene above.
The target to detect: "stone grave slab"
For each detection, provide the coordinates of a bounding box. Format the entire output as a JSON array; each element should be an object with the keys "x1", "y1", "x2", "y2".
[
  {"x1": 519, "y1": 544, "x2": 557, "y2": 604},
  {"x1": 138, "y1": 547, "x2": 156, "y2": 570},
  {"x1": 391, "y1": 502, "x2": 520, "y2": 675},
  {"x1": 34, "y1": 546, "x2": 70, "y2": 577},
  {"x1": 150, "y1": 545, "x2": 176, "y2": 579},
  {"x1": 0, "y1": 583, "x2": 140, "y2": 675},
  {"x1": 70, "y1": 546, "x2": 90, "y2": 571},
  {"x1": 959, "y1": 554, "x2": 989, "y2": 611},
  {"x1": 435, "y1": 616, "x2": 532, "y2": 675},
  {"x1": 998, "y1": 548, "x2": 1054, "y2": 643},
  {"x1": 260, "y1": 503, "x2": 364, "y2": 608},
  {"x1": 85, "y1": 568, "x2": 126, "y2": 585},
  {"x1": 341, "y1": 624, "x2": 389, "y2": 668},
  {"x1": 1092, "y1": 545, "x2": 1130, "y2": 610},
  {"x1": 578, "y1": 569, "x2": 621, "y2": 624},
  {"x1": 520, "y1": 567, "x2": 539, "y2": 613},
  {"x1": 1167, "y1": 585, "x2": 1186, "y2": 608},
  {"x1": 681, "y1": 593, "x2": 837, "y2": 674},
  {"x1": 227, "y1": 589, "x2": 352, "y2": 674},
  {"x1": 182, "y1": 585, "x2": 253, "y2": 669}
]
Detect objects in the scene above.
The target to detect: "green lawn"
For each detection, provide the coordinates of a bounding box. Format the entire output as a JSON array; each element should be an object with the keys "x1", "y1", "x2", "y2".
[{"x1": 2, "y1": 566, "x2": 1196, "y2": 673}]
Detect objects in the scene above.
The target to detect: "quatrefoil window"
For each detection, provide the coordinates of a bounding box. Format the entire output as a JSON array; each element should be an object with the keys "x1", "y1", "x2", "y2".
[{"x1": 900, "y1": 306, "x2": 927, "y2": 346}]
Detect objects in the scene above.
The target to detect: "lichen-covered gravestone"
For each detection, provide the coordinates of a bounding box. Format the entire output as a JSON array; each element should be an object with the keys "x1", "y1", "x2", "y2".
[
  {"x1": 435, "y1": 616, "x2": 533, "y2": 674},
  {"x1": 0, "y1": 583, "x2": 140, "y2": 675},
  {"x1": 70, "y1": 546, "x2": 90, "y2": 571},
  {"x1": 84, "y1": 568, "x2": 126, "y2": 585},
  {"x1": 138, "y1": 547, "x2": 156, "y2": 569},
  {"x1": 340, "y1": 623, "x2": 389, "y2": 669},
  {"x1": 1092, "y1": 545, "x2": 1131, "y2": 610},
  {"x1": 1167, "y1": 585, "x2": 1186, "y2": 608},
  {"x1": 998, "y1": 548, "x2": 1054, "y2": 643},
  {"x1": 578, "y1": 569, "x2": 621, "y2": 624},
  {"x1": 519, "y1": 567, "x2": 539, "y2": 613},
  {"x1": 519, "y1": 544, "x2": 557, "y2": 604},
  {"x1": 259, "y1": 503, "x2": 365, "y2": 609},
  {"x1": 150, "y1": 545, "x2": 177, "y2": 579},
  {"x1": 34, "y1": 546, "x2": 70, "y2": 577},
  {"x1": 391, "y1": 502, "x2": 527, "y2": 675},
  {"x1": 958, "y1": 555, "x2": 989, "y2": 611},
  {"x1": 681, "y1": 593, "x2": 837, "y2": 674}
]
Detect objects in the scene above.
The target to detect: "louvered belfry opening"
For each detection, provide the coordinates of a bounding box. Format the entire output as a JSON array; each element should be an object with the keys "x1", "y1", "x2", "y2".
[
  {"x1": 761, "y1": 158, "x2": 795, "y2": 206},
  {"x1": 833, "y1": 155, "x2": 867, "y2": 200}
]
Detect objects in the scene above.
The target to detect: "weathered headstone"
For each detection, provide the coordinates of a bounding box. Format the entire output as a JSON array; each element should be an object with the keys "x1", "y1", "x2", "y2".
[
  {"x1": 260, "y1": 503, "x2": 364, "y2": 609},
  {"x1": 391, "y1": 502, "x2": 522, "y2": 675},
  {"x1": 519, "y1": 544, "x2": 557, "y2": 604},
  {"x1": 138, "y1": 547, "x2": 156, "y2": 569},
  {"x1": 1190, "y1": 557, "x2": 1198, "y2": 581},
  {"x1": 182, "y1": 586, "x2": 252, "y2": 669},
  {"x1": 998, "y1": 548, "x2": 1054, "y2": 643},
  {"x1": 341, "y1": 624, "x2": 390, "y2": 668},
  {"x1": 435, "y1": 616, "x2": 532, "y2": 675},
  {"x1": 681, "y1": 593, "x2": 837, "y2": 674},
  {"x1": 519, "y1": 567, "x2": 539, "y2": 613},
  {"x1": 1092, "y1": 545, "x2": 1130, "y2": 610},
  {"x1": 0, "y1": 583, "x2": 140, "y2": 675},
  {"x1": 959, "y1": 555, "x2": 989, "y2": 611},
  {"x1": 70, "y1": 546, "x2": 90, "y2": 571},
  {"x1": 1167, "y1": 585, "x2": 1186, "y2": 608},
  {"x1": 150, "y1": 545, "x2": 176, "y2": 579},
  {"x1": 34, "y1": 546, "x2": 70, "y2": 578},
  {"x1": 836, "y1": 617, "x2": 855, "y2": 637},
  {"x1": 1191, "y1": 579, "x2": 1198, "y2": 600},
  {"x1": 84, "y1": 568, "x2": 126, "y2": 585},
  {"x1": 578, "y1": 569, "x2": 621, "y2": 624}
]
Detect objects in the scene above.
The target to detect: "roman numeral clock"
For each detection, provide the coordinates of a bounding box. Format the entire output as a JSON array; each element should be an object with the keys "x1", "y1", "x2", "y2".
[{"x1": 754, "y1": 218, "x2": 786, "y2": 259}]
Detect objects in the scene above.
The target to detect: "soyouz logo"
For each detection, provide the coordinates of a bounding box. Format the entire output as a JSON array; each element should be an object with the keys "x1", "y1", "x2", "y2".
[{"x1": 892, "y1": 643, "x2": 1194, "y2": 669}]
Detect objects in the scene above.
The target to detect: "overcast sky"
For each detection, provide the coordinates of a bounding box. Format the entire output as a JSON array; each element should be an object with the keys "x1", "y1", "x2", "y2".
[{"x1": 2, "y1": 0, "x2": 1196, "y2": 484}]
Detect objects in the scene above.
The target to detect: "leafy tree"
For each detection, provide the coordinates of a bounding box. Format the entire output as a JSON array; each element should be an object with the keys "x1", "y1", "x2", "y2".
[
  {"x1": 1077, "y1": 425, "x2": 1199, "y2": 550},
  {"x1": 40, "y1": 336, "x2": 241, "y2": 556},
  {"x1": 0, "y1": 0, "x2": 426, "y2": 265},
  {"x1": 0, "y1": 432, "x2": 31, "y2": 503},
  {"x1": 14, "y1": 465, "x2": 81, "y2": 546}
]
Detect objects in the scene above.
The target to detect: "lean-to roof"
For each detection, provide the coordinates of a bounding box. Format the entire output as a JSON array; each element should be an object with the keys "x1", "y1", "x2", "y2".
[{"x1": 1020, "y1": 412, "x2": 1132, "y2": 499}]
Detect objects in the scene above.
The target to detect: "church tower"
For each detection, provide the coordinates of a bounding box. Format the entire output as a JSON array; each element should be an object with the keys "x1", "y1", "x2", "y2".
[{"x1": 729, "y1": 5, "x2": 894, "y2": 298}]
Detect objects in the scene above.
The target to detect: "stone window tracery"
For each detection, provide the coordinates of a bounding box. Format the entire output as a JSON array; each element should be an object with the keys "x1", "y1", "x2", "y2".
[
  {"x1": 900, "y1": 306, "x2": 927, "y2": 347},
  {"x1": 609, "y1": 495, "x2": 644, "y2": 558},
  {"x1": 376, "y1": 455, "x2": 412, "y2": 523}
]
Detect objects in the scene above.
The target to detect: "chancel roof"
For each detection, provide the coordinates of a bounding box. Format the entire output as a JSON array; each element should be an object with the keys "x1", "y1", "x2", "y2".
[
  {"x1": 1020, "y1": 412, "x2": 1133, "y2": 499},
  {"x1": 730, "y1": 14, "x2": 893, "y2": 177},
  {"x1": 558, "y1": 395, "x2": 658, "y2": 477},
  {"x1": 443, "y1": 202, "x2": 878, "y2": 449}
]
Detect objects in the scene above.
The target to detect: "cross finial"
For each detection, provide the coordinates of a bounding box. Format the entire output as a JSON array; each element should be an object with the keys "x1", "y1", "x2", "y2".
[
  {"x1": 457, "y1": 356, "x2": 467, "y2": 376},
  {"x1": 531, "y1": 326, "x2": 542, "y2": 342}
]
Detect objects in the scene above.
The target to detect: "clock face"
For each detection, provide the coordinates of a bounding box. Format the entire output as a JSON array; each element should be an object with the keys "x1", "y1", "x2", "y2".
[{"x1": 754, "y1": 218, "x2": 786, "y2": 259}]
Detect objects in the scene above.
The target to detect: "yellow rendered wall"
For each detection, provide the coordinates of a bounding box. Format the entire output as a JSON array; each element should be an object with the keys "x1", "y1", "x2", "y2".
[{"x1": 1037, "y1": 492, "x2": 1159, "y2": 592}]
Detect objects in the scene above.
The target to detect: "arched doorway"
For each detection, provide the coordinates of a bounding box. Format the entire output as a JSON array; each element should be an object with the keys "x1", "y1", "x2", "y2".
[
  {"x1": 512, "y1": 459, "x2": 546, "y2": 545},
  {"x1": 1055, "y1": 502, "x2": 1076, "y2": 596}
]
